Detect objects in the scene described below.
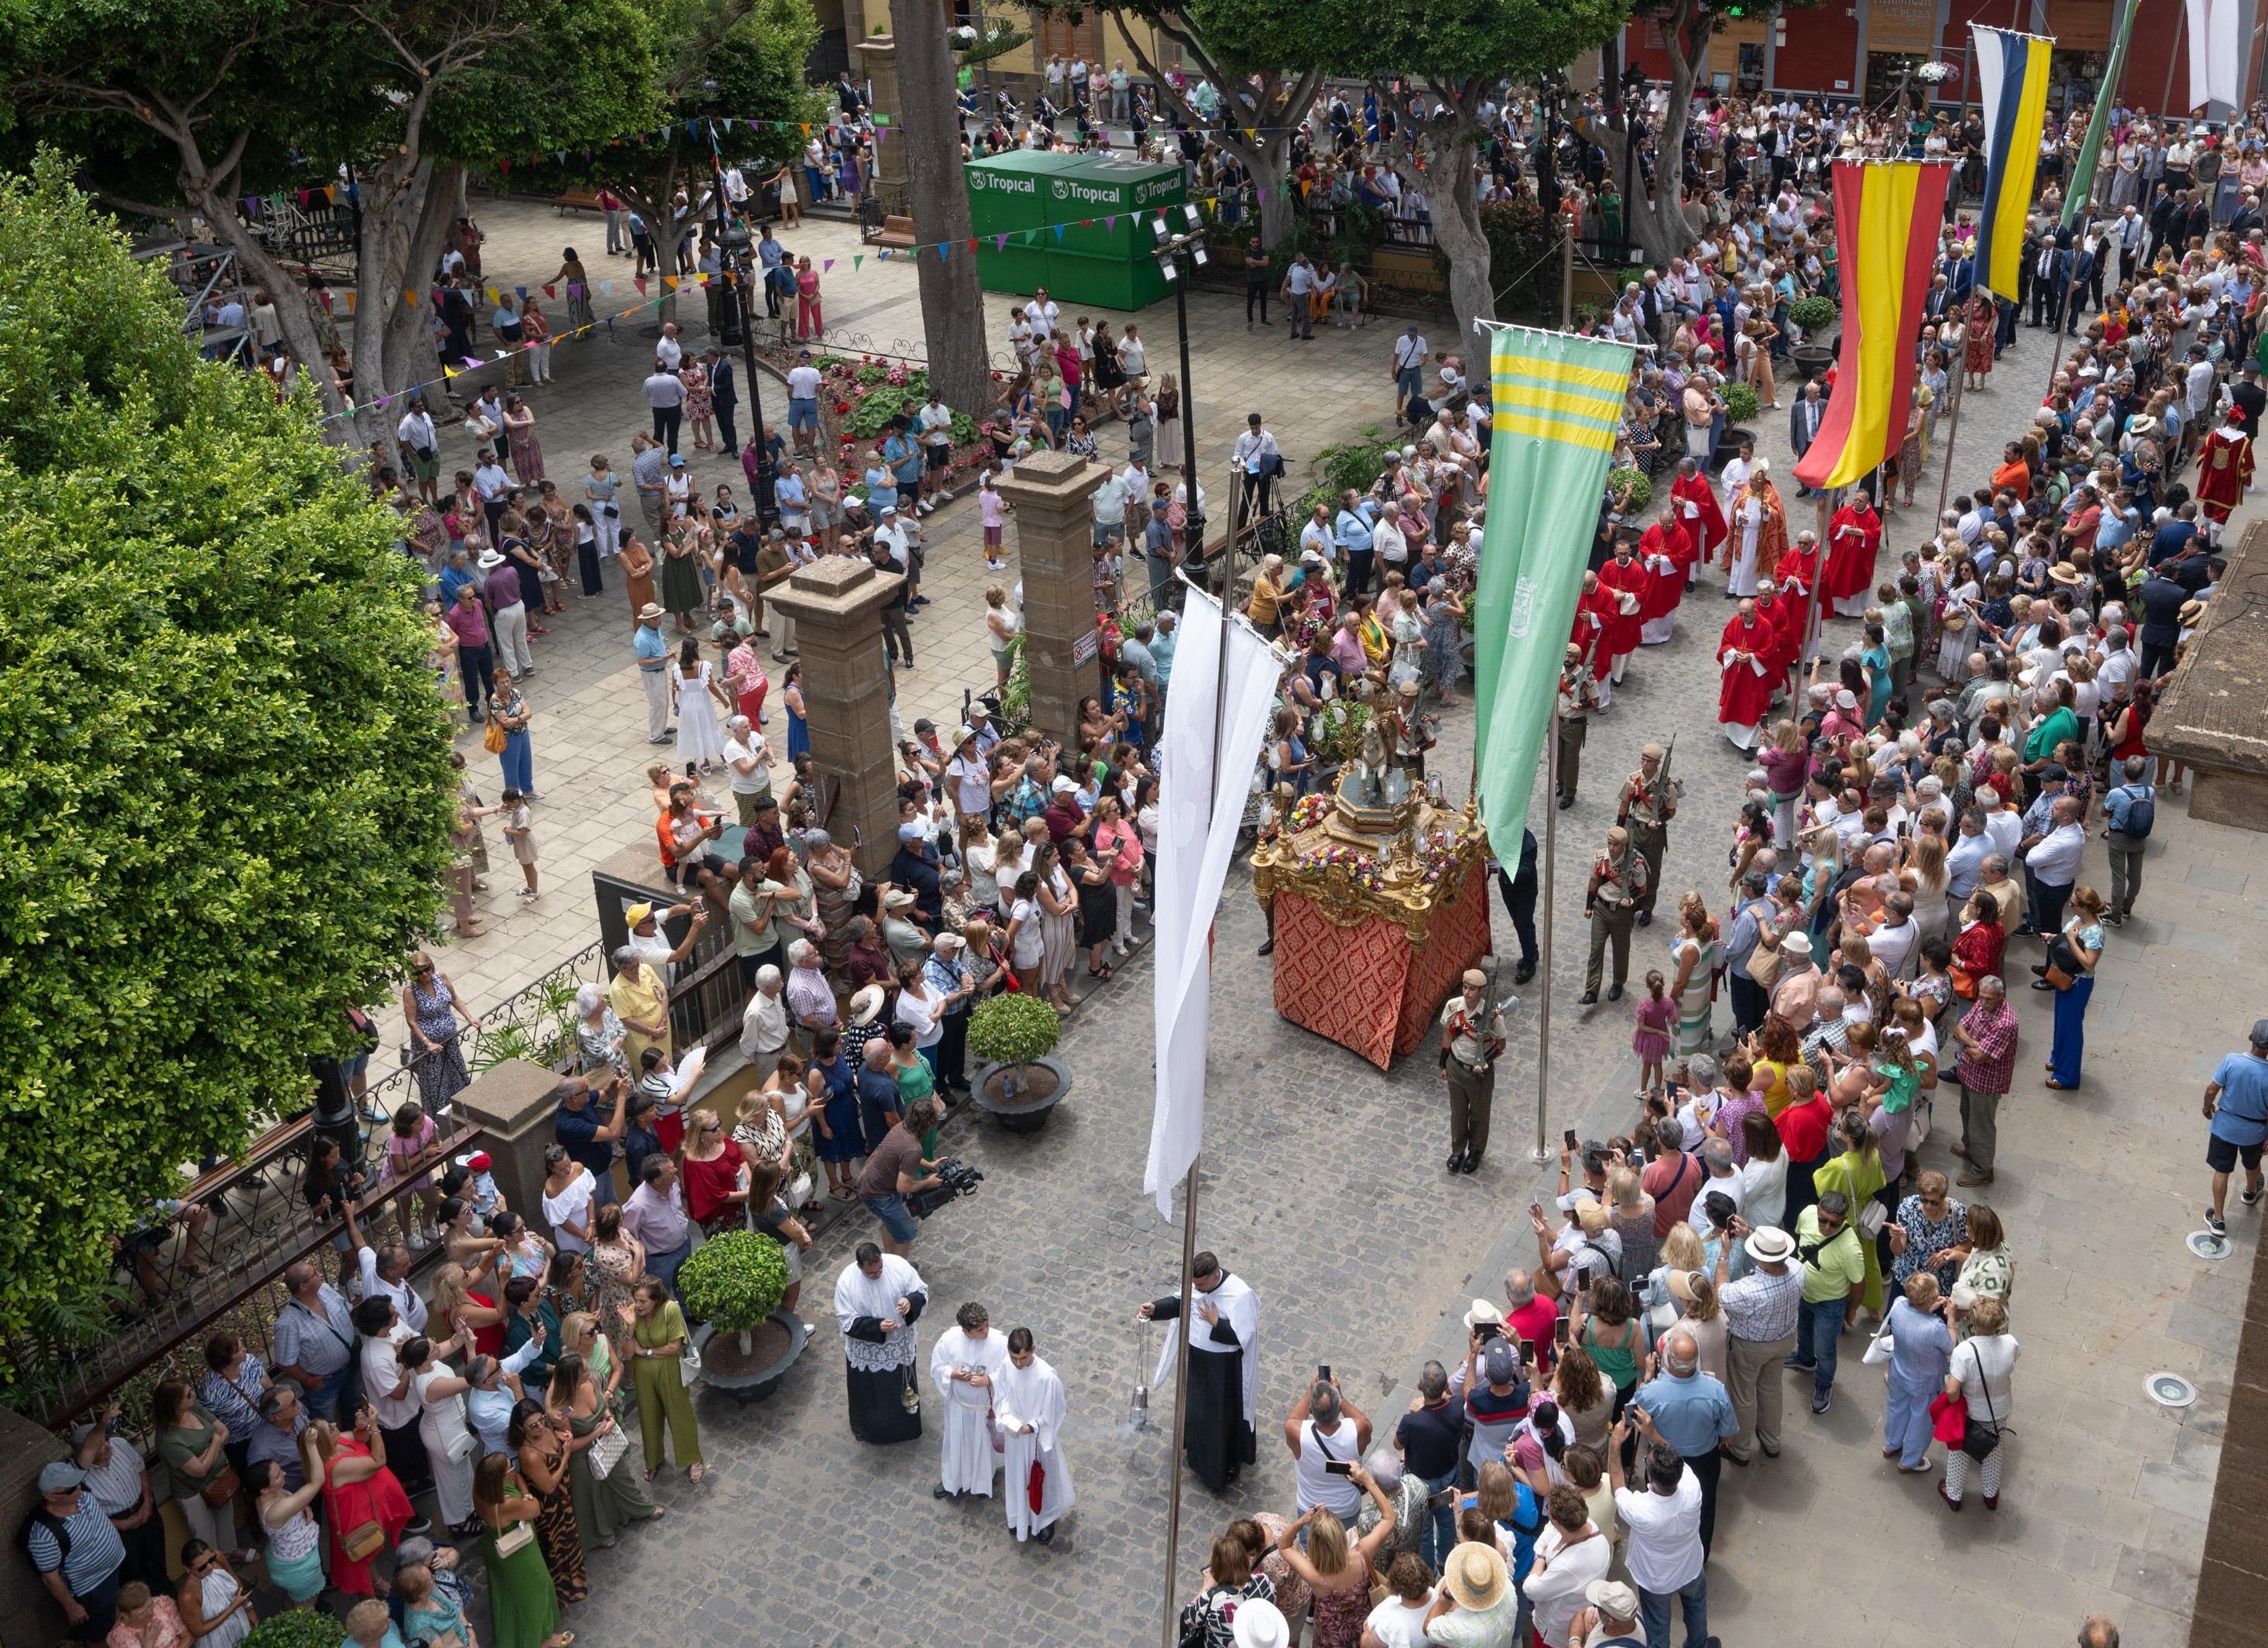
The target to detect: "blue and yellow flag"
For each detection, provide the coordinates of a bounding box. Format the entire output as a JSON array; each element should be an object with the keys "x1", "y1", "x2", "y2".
[
  {"x1": 1971, "y1": 25, "x2": 2054, "y2": 299},
  {"x1": 1471, "y1": 328, "x2": 1637, "y2": 856}
]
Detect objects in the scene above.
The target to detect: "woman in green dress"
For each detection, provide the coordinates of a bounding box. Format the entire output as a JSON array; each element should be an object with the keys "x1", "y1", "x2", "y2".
[
  {"x1": 1668, "y1": 894, "x2": 1720, "y2": 1059},
  {"x1": 473, "y1": 1451, "x2": 573, "y2": 1648},
  {"x1": 546, "y1": 1347, "x2": 662, "y2": 1547},
  {"x1": 621, "y1": 1278, "x2": 706, "y2": 1483},
  {"x1": 1814, "y1": 1107, "x2": 1888, "y2": 1320}
]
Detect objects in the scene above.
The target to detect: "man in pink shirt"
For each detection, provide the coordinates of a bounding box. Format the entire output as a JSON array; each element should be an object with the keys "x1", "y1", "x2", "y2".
[{"x1": 444, "y1": 582, "x2": 494, "y2": 724}]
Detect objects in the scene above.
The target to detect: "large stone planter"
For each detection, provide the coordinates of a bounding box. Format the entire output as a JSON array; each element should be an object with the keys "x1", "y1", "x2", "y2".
[
  {"x1": 691, "y1": 1311, "x2": 808, "y2": 1404},
  {"x1": 1712, "y1": 426, "x2": 1756, "y2": 469},
  {"x1": 1791, "y1": 342, "x2": 1834, "y2": 382},
  {"x1": 972, "y1": 1057, "x2": 1073, "y2": 1134}
]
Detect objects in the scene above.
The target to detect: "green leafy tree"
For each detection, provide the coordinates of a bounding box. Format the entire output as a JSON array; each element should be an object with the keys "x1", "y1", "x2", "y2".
[
  {"x1": 0, "y1": 155, "x2": 457, "y2": 1340},
  {"x1": 1363, "y1": 0, "x2": 1631, "y2": 346}
]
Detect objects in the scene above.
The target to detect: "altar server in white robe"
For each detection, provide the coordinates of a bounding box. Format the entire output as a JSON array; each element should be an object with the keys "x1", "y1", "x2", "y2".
[
  {"x1": 996, "y1": 1326, "x2": 1074, "y2": 1544},
  {"x1": 930, "y1": 1300, "x2": 1011, "y2": 1498},
  {"x1": 1137, "y1": 1250, "x2": 1261, "y2": 1491}
]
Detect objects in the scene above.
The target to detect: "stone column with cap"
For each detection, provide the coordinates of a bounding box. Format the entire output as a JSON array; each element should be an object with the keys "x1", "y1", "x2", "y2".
[
  {"x1": 856, "y1": 36, "x2": 909, "y2": 219},
  {"x1": 765, "y1": 555, "x2": 907, "y2": 877},
  {"x1": 997, "y1": 449, "x2": 1110, "y2": 747}
]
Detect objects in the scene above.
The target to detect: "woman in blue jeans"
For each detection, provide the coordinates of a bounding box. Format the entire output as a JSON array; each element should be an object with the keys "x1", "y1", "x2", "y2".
[
  {"x1": 492, "y1": 670, "x2": 536, "y2": 797},
  {"x1": 1880, "y1": 1274, "x2": 1956, "y2": 1470},
  {"x1": 2043, "y1": 887, "x2": 2105, "y2": 1089}
]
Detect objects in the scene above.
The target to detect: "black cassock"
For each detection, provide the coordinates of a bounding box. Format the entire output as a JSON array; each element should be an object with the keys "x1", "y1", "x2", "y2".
[
  {"x1": 841, "y1": 1286, "x2": 928, "y2": 1444},
  {"x1": 1150, "y1": 1289, "x2": 1258, "y2": 1491}
]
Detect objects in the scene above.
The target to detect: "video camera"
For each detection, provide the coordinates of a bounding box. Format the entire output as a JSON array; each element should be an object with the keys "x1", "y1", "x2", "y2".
[{"x1": 906, "y1": 1156, "x2": 984, "y2": 1220}]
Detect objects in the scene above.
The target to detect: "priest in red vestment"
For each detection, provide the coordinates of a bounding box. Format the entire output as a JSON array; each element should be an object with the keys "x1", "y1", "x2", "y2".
[
  {"x1": 1717, "y1": 599, "x2": 1776, "y2": 750},
  {"x1": 2194, "y1": 406, "x2": 2253, "y2": 541},
  {"x1": 1594, "y1": 539, "x2": 1650, "y2": 683},
  {"x1": 1670, "y1": 456, "x2": 1727, "y2": 571},
  {"x1": 1637, "y1": 508, "x2": 1690, "y2": 644},
  {"x1": 1823, "y1": 489, "x2": 1882, "y2": 618},
  {"x1": 1774, "y1": 529, "x2": 1825, "y2": 675},
  {"x1": 1752, "y1": 577, "x2": 1799, "y2": 682}
]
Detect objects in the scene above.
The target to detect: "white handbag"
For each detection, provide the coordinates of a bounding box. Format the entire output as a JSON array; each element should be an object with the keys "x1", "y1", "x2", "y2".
[
  {"x1": 678, "y1": 1340, "x2": 702, "y2": 1387},
  {"x1": 493, "y1": 1519, "x2": 534, "y2": 1557},
  {"x1": 590, "y1": 1422, "x2": 630, "y2": 1478},
  {"x1": 1861, "y1": 1315, "x2": 1896, "y2": 1366}
]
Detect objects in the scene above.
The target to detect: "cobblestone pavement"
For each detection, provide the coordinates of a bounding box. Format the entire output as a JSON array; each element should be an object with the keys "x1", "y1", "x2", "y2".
[{"x1": 387, "y1": 207, "x2": 2257, "y2": 1647}]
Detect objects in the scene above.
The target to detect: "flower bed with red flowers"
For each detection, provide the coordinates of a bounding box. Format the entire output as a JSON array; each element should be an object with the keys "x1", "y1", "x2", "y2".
[{"x1": 814, "y1": 355, "x2": 983, "y2": 478}]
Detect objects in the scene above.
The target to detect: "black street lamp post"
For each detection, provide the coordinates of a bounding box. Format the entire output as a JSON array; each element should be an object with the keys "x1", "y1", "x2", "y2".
[
  {"x1": 709, "y1": 147, "x2": 778, "y2": 530},
  {"x1": 1150, "y1": 204, "x2": 1209, "y2": 599}
]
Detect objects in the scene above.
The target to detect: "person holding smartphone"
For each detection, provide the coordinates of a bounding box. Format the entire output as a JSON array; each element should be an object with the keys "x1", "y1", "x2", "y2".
[{"x1": 1282, "y1": 1373, "x2": 1371, "y2": 1523}]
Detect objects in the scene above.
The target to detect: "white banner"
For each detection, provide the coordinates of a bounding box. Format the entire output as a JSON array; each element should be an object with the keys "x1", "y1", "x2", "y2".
[
  {"x1": 2188, "y1": 0, "x2": 2242, "y2": 108},
  {"x1": 1143, "y1": 585, "x2": 1284, "y2": 1217}
]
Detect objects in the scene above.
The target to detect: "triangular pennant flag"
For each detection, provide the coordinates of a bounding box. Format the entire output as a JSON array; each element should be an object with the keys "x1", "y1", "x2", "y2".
[
  {"x1": 801, "y1": 123, "x2": 811, "y2": 137},
  {"x1": 323, "y1": 185, "x2": 336, "y2": 204},
  {"x1": 544, "y1": 283, "x2": 556, "y2": 297},
  {"x1": 515, "y1": 286, "x2": 527, "y2": 300},
  {"x1": 938, "y1": 242, "x2": 949, "y2": 259},
  {"x1": 688, "y1": 120, "x2": 700, "y2": 138},
  {"x1": 1081, "y1": 218, "x2": 1093, "y2": 227},
  {"x1": 853, "y1": 255, "x2": 863, "y2": 270},
  {"x1": 1104, "y1": 215, "x2": 1116, "y2": 230},
  {"x1": 344, "y1": 292, "x2": 356, "y2": 313},
  {"x1": 499, "y1": 159, "x2": 510, "y2": 175},
  {"x1": 486, "y1": 287, "x2": 499, "y2": 304},
  {"x1": 403, "y1": 289, "x2": 418, "y2": 307},
  {"x1": 967, "y1": 237, "x2": 978, "y2": 252},
  {"x1": 664, "y1": 275, "x2": 678, "y2": 290},
  {"x1": 722, "y1": 118, "x2": 733, "y2": 132},
  {"x1": 555, "y1": 151, "x2": 567, "y2": 165},
  {"x1": 461, "y1": 356, "x2": 482, "y2": 369},
  {"x1": 822, "y1": 258, "x2": 835, "y2": 272},
  {"x1": 634, "y1": 277, "x2": 647, "y2": 294},
  {"x1": 874, "y1": 114, "x2": 890, "y2": 125},
  {"x1": 495, "y1": 349, "x2": 511, "y2": 361},
  {"x1": 996, "y1": 233, "x2": 1008, "y2": 249},
  {"x1": 598, "y1": 281, "x2": 611, "y2": 295},
  {"x1": 1054, "y1": 224, "x2": 1065, "y2": 239}
]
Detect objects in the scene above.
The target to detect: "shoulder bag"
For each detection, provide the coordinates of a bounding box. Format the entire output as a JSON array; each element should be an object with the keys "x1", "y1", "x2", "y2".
[
  {"x1": 482, "y1": 709, "x2": 509, "y2": 754},
  {"x1": 491, "y1": 1516, "x2": 534, "y2": 1559},
  {"x1": 1958, "y1": 1342, "x2": 2006, "y2": 1461},
  {"x1": 342, "y1": 1516, "x2": 389, "y2": 1561},
  {"x1": 588, "y1": 1420, "x2": 630, "y2": 1479},
  {"x1": 1835, "y1": 1161, "x2": 1891, "y2": 1241}
]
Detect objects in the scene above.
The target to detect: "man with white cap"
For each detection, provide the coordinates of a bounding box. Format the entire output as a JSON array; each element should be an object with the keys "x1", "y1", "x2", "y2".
[
  {"x1": 1714, "y1": 1219, "x2": 1804, "y2": 1468},
  {"x1": 633, "y1": 602, "x2": 674, "y2": 743},
  {"x1": 1566, "y1": 1579, "x2": 1649, "y2": 1648},
  {"x1": 26, "y1": 1460, "x2": 128, "y2": 1641},
  {"x1": 1438, "y1": 968, "x2": 1506, "y2": 1175}
]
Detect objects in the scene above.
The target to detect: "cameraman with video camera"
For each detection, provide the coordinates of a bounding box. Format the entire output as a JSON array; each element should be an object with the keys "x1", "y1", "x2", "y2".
[{"x1": 856, "y1": 1096, "x2": 946, "y2": 1258}]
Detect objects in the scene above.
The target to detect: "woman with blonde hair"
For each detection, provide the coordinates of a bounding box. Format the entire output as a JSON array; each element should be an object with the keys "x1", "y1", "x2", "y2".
[
  {"x1": 1270, "y1": 1479, "x2": 1398, "y2": 1648},
  {"x1": 1664, "y1": 1269, "x2": 1727, "y2": 1382},
  {"x1": 1883, "y1": 1272, "x2": 1957, "y2": 1472},
  {"x1": 1606, "y1": 1167, "x2": 1657, "y2": 1287}
]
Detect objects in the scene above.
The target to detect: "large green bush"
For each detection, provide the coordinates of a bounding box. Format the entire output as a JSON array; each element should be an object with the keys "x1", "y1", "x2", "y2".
[
  {"x1": 1787, "y1": 296, "x2": 1838, "y2": 335},
  {"x1": 678, "y1": 1230, "x2": 791, "y2": 1332},
  {"x1": 242, "y1": 1610, "x2": 346, "y2": 1648},
  {"x1": 0, "y1": 155, "x2": 457, "y2": 1342},
  {"x1": 1721, "y1": 383, "x2": 1760, "y2": 424}
]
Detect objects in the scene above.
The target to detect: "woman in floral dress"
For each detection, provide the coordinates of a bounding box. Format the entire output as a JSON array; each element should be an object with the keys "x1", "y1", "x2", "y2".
[
  {"x1": 588, "y1": 1204, "x2": 644, "y2": 1332},
  {"x1": 503, "y1": 393, "x2": 544, "y2": 484},
  {"x1": 681, "y1": 359, "x2": 716, "y2": 453}
]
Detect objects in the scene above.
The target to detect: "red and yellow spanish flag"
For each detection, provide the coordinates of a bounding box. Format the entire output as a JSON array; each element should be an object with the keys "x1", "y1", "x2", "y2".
[{"x1": 1793, "y1": 159, "x2": 1951, "y2": 494}]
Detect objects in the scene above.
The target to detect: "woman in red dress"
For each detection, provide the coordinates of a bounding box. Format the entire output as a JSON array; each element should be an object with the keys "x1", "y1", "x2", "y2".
[
  {"x1": 313, "y1": 1414, "x2": 414, "y2": 1596},
  {"x1": 1962, "y1": 292, "x2": 1997, "y2": 390}
]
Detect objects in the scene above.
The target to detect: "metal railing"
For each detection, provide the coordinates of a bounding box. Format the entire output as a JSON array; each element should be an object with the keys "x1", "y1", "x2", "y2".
[{"x1": 4, "y1": 941, "x2": 606, "y2": 1433}]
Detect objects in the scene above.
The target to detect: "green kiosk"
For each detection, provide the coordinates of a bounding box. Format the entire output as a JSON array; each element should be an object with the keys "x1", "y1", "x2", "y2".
[{"x1": 966, "y1": 151, "x2": 1189, "y2": 312}]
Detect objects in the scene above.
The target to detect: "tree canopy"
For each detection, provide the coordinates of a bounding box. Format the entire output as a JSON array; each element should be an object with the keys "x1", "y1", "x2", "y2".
[{"x1": 0, "y1": 154, "x2": 457, "y2": 1336}]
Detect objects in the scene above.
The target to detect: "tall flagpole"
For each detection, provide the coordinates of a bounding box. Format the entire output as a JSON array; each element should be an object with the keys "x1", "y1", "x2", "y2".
[
  {"x1": 2044, "y1": 0, "x2": 2140, "y2": 400},
  {"x1": 1535, "y1": 702, "x2": 1558, "y2": 1164},
  {"x1": 1159, "y1": 575, "x2": 1237, "y2": 1648}
]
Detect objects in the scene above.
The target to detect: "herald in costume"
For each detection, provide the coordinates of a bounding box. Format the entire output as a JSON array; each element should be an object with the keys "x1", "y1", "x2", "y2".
[
  {"x1": 1717, "y1": 600, "x2": 1776, "y2": 750},
  {"x1": 1141, "y1": 1253, "x2": 1260, "y2": 1491},
  {"x1": 931, "y1": 1302, "x2": 1012, "y2": 1496},
  {"x1": 996, "y1": 1329, "x2": 1075, "y2": 1543},
  {"x1": 2195, "y1": 407, "x2": 2253, "y2": 539},
  {"x1": 835, "y1": 1245, "x2": 929, "y2": 1444}
]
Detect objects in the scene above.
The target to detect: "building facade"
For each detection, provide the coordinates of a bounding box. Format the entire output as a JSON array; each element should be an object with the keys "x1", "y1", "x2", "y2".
[{"x1": 1624, "y1": 0, "x2": 2262, "y2": 120}]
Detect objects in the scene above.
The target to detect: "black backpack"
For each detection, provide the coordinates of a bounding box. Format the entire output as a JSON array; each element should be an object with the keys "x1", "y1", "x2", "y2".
[
  {"x1": 17, "y1": 1505, "x2": 69, "y2": 1572},
  {"x1": 2115, "y1": 784, "x2": 2156, "y2": 839}
]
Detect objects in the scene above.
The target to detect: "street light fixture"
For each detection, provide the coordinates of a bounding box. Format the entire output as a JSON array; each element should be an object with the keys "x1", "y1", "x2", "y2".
[
  {"x1": 1150, "y1": 204, "x2": 1208, "y2": 595},
  {"x1": 710, "y1": 149, "x2": 779, "y2": 530}
]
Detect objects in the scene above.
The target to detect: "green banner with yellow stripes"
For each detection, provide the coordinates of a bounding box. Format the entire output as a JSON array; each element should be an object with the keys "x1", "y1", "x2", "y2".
[{"x1": 1472, "y1": 326, "x2": 1638, "y2": 857}]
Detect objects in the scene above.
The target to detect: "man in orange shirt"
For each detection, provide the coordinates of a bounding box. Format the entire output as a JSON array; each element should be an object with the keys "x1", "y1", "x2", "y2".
[{"x1": 1990, "y1": 440, "x2": 2032, "y2": 502}]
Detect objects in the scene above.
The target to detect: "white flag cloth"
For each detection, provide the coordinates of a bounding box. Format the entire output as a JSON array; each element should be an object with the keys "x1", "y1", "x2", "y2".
[
  {"x1": 1144, "y1": 584, "x2": 1284, "y2": 1217},
  {"x1": 2189, "y1": 0, "x2": 2242, "y2": 108}
]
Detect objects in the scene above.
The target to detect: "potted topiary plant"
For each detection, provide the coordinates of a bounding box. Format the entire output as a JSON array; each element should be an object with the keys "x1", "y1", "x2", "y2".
[
  {"x1": 1605, "y1": 465, "x2": 1653, "y2": 510},
  {"x1": 1788, "y1": 295, "x2": 1837, "y2": 380},
  {"x1": 676, "y1": 1229, "x2": 808, "y2": 1403},
  {"x1": 242, "y1": 1615, "x2": 346, "y2": 1648},
  {"x1": 968, "y1": 991, "x2": 1072, "y2": 1134},
  {"x1": 1721, "y1": 383, "x2": 1760, "y2": 425}
]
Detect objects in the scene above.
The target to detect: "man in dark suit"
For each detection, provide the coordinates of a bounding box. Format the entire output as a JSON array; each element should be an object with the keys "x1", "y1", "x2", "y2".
[
  {"x1": 707, "y1": 347, "x2": 739, "y2": 456},
  {"x1": 1946, "y1": 252, "x2": 1975, "y2": 306},
  {"x1": 2064, "y1": 240, "x2": 2095, "y2": 334},
  {"x1": 1789, "y1": 379, "x2": 1826, "y2": 496},
  {"x1": 2030, "y1": 235, "x2": 2069, "y2": 329},
  {"x1": 1923, "y1": 271, "x2": 1954, "y2": 321},
  {"x1": 2232, "y1": 359, "x2": 2265, "y2": 440}
]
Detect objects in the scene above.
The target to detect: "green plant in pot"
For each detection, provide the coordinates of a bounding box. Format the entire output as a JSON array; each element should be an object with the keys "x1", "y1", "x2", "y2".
[
  {"x1": 243, "y1": 1615, "x2": 347, "y2": 1648},
  {"x1": 967, "y1": 992, "x2": 1061, "y2": 1099},
  {"x1": 1721, "y1": 383, "x2": 1760, "y2": 424},
  {"x1": 1787, "y1": 296, "x2": 1837, "y2": 337},
  {"x1": 1605, "y1": 466, "x2": 1652, "y2": 510},
  {"x1": 678, "y1": 1230, "x2": 791, "y2": 1357}
]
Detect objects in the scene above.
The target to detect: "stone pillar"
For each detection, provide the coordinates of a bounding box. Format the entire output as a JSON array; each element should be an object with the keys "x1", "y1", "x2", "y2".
[
  {"x1": 998, "y1": 449, "x2": 1108, "y2": 747},
  {"x1": 766, "y1": 555, "x2": 908, "y2": 877},
  {"x1": 856, "y1": 35, "x2": 911, "y2": 220},
  {"x1": 453, "y1": 1058, "x2": 578, "y2": 1216}
]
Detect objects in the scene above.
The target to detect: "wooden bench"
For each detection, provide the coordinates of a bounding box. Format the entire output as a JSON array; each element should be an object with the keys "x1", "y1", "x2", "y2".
[
  {"x1": 551, "y1": 190, "x2": 606, "y2": 215},
  {"x1": 874, "y1": 213, "x2": 919, "y2": 250}
]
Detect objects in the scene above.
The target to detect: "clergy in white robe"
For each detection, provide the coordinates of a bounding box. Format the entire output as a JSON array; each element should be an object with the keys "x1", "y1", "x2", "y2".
[
  {"x1": 930, "y1": 1303, "x2": 1011, "y2": 1497},
  {"x1": 996, "y1": 1328, "x2": 1073, "y2": 1543},
  {"x1": 835, "y1": 1243, "x2": 929, "y2": 1445},
  {"x1": 1728, "y1": 489, "x2": 1762, "y2": 599},
  {"x1": 1137, "y1": 1251, "x2": 1260, "y2": 1492}
]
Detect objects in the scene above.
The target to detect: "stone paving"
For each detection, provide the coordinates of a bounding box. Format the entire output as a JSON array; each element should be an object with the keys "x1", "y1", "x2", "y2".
[{"x1": 390, "y1": 198, "x2": 2260, "y2": 1648}]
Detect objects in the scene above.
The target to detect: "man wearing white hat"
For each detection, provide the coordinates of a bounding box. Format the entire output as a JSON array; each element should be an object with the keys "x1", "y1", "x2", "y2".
[
  {"x1": 1714, "y1": 1221, "x2": 1805, "y2": 1468},
  {"x1": 1566, "y1": 1579, "x2": 1648, "y2": 1648},
  {"x1": 1230, "y1": 1598, "x2": 1291, "y2": 1648},
  {"x1": 1424, "y1": 1540, "x2": 1517, "y2": 1644},
  {"x1": 633, "y1": 602, "x2": 674, "y2": 743}
]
